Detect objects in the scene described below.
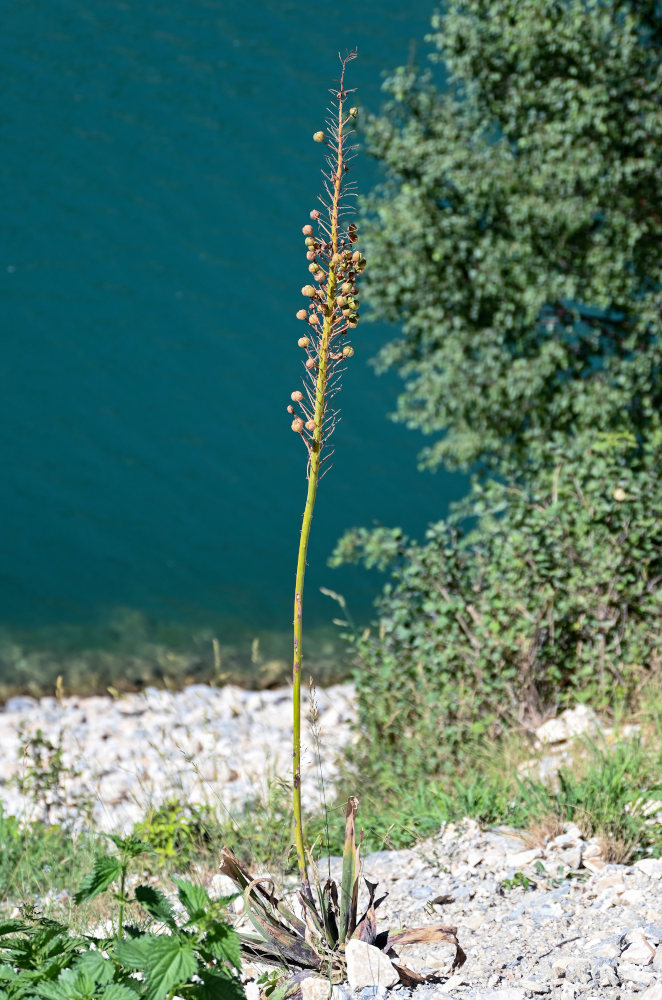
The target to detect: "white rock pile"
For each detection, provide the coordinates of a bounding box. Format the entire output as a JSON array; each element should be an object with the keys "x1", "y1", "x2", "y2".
[{"x1": 0, "y1": 682, "x2": 356, "y2": 832}]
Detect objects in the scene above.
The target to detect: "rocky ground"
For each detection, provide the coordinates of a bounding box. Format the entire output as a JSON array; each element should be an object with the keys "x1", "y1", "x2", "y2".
[
  {"x1": 1, "y1": 684, "x2": 661, "y2": 998},
  {"x1": 303, "y1": 821, "x2": 662, "y2": 1000},
  {"x1": 0, "y1": 682, "x2": 356, "y2": 831}
]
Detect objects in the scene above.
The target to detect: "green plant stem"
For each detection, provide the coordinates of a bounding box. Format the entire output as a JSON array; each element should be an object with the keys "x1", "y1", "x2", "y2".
[
  {"x1": 292, "y1": 86, "x2": 347, "y2": 896},
  {"x1": 117, "y1": 864, "x2": 126, "y2": 940}
]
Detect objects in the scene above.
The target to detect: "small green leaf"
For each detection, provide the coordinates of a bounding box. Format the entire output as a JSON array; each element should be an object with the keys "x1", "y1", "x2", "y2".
[
  {"x1": 101, "y1": 985, "x2": 142, "y2": 1000},
  {"x1": 74, "y1": 950, "x2": 116, "y2": 985},
  {"x1": 203, "y1": 923, "x2": 242, "y2": 970},
  {"x1": 196, "y1": 968, "x2": 245, "y2": 1000},
  {"x1": 115, "y1": 935, "x2": 198, "y2": 1000},
  {"x1": 173, "y1": 878, "x2": 210, "y2": 921},
  {"x1": 134, "y1": 885, "x2": 177, "y2": 928},
  {"x1": 105, "y1": 834, "x2": 152, "y2": 859},
  {"x1": 74, "y1": 856, "x2": 122, "y2": 904}
]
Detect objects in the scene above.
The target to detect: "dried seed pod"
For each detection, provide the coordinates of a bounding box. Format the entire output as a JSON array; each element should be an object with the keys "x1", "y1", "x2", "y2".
[
  {"x1": 287, "y1": 404, "x2": 295, "y2": 414},
  {"x1": 291, "y1": 390, "x2": 304, "y2": 402},
  {"x1": 313, "y1": 131, "x2": 325, "y2": 142},
  {"x1": 306, "y1": 251, "x2": 316, "y2": 262},
  {"x1": 291, "y1": 417, "x2": 304, "y2": 432},
  {"x1": 301, "y1": 285, "x2": 316, "y2": 297},
  {"x1": 302, "y1": 224, "x2": 314, "y2": 236},
  {"x1": 296, "y1": 309, "x2": 308, "y2": 321},
  {"x1": 341, "y1": 281, "x2": 353, "y2": 294},
  {"x1": 305, "y1": 358, "x2": 316, "y2": 369},
  {"x1": 298, "y1": 336, "x2": 310, "y2": 348},
  {"x1": 347, "y1": 317, "x2": 359, "y2": 328},
  {"x1": 352, "y1": 250, "x2": 361, "y2": 262},
  {"x1": 348, "y1": 224, "x2": 358, "y2": 243},
  {"x1": 343, "y1": 345, "x2": 354, "y2": 358},
  {"x1": 336, "y1": 295, "x2": 346, "y2": 307},
  {"x1": 310, "y1": 209, "x2": 320, "y2": 220},
  {"x1": 308, "y1": 263, "x2": 319, "y2": 274}
]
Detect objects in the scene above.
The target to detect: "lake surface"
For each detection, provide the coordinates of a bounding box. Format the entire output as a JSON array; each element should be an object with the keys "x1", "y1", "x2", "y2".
[{"x1": 1, "y1": 1, "x2": 464, "y2": 688}]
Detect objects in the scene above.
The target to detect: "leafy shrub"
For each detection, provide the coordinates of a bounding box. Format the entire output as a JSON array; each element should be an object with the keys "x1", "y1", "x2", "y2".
[
  {"x1": 339, "y1": 0, "x2": 662, "y2": 785},
  {"x1": 133, "y1": 800, "x2": 215, "y2": 868},
  {"x1": 0, "y1": 833, "x2": 243, "y2": 1000},
  {"x1": 333, "y1": 431, "x2": 662, "y2": 780}
]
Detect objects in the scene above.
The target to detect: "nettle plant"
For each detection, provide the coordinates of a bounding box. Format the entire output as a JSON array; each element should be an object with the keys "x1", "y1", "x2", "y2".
[{"x1": 220, "y1": 53, "x2": 464, "y2": 997}]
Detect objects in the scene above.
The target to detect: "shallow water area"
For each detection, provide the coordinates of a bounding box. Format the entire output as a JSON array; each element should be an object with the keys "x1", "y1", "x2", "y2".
[{"x1": 2, "y1": 0, "x2": 466, "y2": 692}]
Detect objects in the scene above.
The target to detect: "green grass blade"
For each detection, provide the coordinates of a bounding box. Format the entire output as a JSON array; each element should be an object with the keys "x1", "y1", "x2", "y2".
[{"x1": 339, "y1": 798, "x2": 359, "y2": 945}]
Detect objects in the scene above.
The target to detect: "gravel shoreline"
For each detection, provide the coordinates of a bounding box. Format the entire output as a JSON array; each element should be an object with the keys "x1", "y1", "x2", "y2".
[
  {"x1": 0, "y1": 682, "x2": 356, "y2": 832},
  {"x1": 1, "y1": 683, "x2": 661, "y2": 998}
]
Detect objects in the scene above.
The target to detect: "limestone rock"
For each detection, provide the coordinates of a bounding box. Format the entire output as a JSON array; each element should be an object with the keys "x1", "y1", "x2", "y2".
[
  {"x1": 301, "y1": 976, "x2": 331, "y2": 1000},
  {"x1": 345, "y1": 940, "x2": 399, "y2": 991},
  {"x1": 636, "y1": 857, "x2": 662, "y2": 879},
  {"x1": 505, "y1": 847, "x2": 542, "y2": 868},
  {"x1": 535, "y1": 704, "x2": 599, "y2": 745},
  {"x1": 618, "y1": 960, "x2": 655, "y2": 986},
  {"x1": 621, "y1": 929, "x2": 656, "y2": 965}
]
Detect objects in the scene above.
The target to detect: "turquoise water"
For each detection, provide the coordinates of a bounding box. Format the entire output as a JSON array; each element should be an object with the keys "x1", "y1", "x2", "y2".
[{"x1": 1, "y1": 1, "x2": 463, "y2": 681}]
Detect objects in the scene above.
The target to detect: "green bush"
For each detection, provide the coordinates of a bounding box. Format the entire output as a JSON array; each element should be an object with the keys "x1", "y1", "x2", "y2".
[
  {"x1": 0, "y1": 833, "x2": 243, "y2": 999},
  {"x1": 336, "y1": 0, "x2": 662, "y2": 783},
  {"x1": 334, "y1": 430, "x2": 662, "y2": 779}
]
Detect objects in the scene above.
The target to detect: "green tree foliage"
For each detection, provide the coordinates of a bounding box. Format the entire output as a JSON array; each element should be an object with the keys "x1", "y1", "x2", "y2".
[
  {"x1": 362, "y1": 0, "x2": 662, "y2": 475},
  {"x1": 335, "y1": 0, "x2": 662, "y2": 779}
]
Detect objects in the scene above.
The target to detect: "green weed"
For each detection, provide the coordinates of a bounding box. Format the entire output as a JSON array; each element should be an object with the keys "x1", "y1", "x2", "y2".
[{"x1": 0, "y1": 832, "x2": 243, "y2": 1000}]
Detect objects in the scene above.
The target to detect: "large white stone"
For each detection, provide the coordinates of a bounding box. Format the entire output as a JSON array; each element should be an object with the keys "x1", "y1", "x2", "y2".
[
  {"x1": 640, "y1": 984, "x2": 662, "y2": 1000},
  {"x1": 301, "y1": 976, "x2": 331, "y2": 1000},
  {"x1": 344, "y1": 939, "x2": 399, "y2": 991},
  {"x1": 535, "y1": 704, "x2": 599, "y2": 745},
  {"x1": 505, "y1": 847, "x2": 542, "y2": 868},
  {"x1": 621, "y1": 932, "x2": 656, "y2": 965},
  {"x1": 635, "y1": 858, "x2": 662, "y2": 879}
]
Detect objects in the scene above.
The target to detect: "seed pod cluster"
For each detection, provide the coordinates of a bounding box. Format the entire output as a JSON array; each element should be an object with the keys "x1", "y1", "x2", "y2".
[{"x1": 287, "y1": 56, "x2": 365, "y2": 460}]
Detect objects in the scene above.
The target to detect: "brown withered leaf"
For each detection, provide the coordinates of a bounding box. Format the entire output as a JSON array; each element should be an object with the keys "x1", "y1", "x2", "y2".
[
  {"x1": 390, "y1": 963, "x2": 427, "y2": 987},
  {"x1": 353, "y1": 878, "x2": 379, "y2": 945},
  {"x1": 354, "y1": 905, "x2": 377, "y2": 944},
  {"x1": 387, "y1": 923, "x2": 467, "y2": 973},
  {"x1": 387, "y1": 924, "x2": 460, "y2": 948}
]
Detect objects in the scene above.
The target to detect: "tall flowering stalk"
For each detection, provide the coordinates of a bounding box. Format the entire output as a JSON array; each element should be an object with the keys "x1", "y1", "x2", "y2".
[
  {"x1": 287, "y1": 52, "x2": 365, "y2": 895},
  {"x1": 218, "y1": 59, "x2": 464, "y2": 986}
]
